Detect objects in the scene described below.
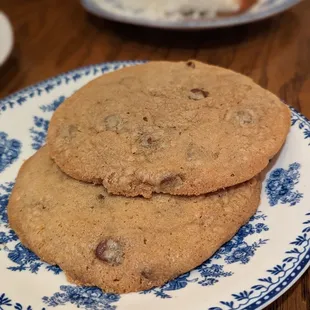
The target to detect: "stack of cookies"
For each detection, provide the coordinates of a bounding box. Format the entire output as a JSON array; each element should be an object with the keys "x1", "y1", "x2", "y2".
[{"x1": 8, "y1": 60, "x2": 291, "y2": 294}]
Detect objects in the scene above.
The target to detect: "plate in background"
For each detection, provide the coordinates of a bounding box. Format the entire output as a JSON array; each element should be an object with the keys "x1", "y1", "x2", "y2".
[
  {"x1": 80, "y1": 0, "x2": 302, "y2": 30},
  {"x1": 0, "y1": 61, "x2": 309, "y2": 309}
]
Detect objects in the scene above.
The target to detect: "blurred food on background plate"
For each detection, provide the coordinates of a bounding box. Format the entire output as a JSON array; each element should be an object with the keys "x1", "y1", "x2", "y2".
[{"x1": 92, "y1": 0, "x2": 258, "y2": 20}]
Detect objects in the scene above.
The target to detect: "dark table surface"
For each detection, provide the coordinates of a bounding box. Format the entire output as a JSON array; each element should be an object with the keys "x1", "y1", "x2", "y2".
[{"x1": 1, "y1": 0, "x2": 309, "y2": 309}]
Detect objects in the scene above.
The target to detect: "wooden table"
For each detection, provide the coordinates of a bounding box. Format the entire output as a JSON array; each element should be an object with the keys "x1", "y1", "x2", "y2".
[{"x1": 1, "y1": 0, "x2": 309, "y2": 309}]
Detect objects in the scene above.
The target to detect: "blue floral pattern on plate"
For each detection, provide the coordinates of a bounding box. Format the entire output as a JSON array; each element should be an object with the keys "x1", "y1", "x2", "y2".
[
  {"x1": 40, "y1": 96, "x2": 65, "y2": 113},
  {"x1": 265, "y1": 162, "x2": 303, "y2": 207},
  {"x1": 30, "y1": 96, "x2": 66, "y2": 150},
  {"x1": 5, "y1": 243, "x2": 62, "y2": 275},
  {"x1": 0, "y1": 61, "x2": 309, "y2": 310},
  {"x1": 291, "y1": 112, "x2": 310, "y2": 144},
  {"x1": 42, "y1": 286, "x2": 119, "y2": 310},
  {"x1": 0, "y1": 292, "x2": 40, "y2": 310},
  {"x1": 0, "y1": 132, "x2": 21, "y2": 173},
  {"x1": 0, "y1": 183, "x2": 17, "y2": 246},
  {"x1": 209, "y1": 212, "x2": 310, "y2": 310},
  {"x1": 30, "y1": 117, "x2": 49, "y2": 150}
]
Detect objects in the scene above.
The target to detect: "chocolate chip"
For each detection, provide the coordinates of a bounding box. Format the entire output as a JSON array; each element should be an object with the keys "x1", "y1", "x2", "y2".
[
  {"x1": 186, "y1": 144, "x2": 196, "y2": 161},
  {"x1": 159, "y1": 174, "x2": 184, "y2": 190},
  {"x1": 97, "y1": 194, "x2": 105, "y2": 199},
  {"x1": 186, "y1": 61, "x2": 195, "y2": 68},
  {"x1": 60, "y1": 124, "x2": 77, "y2": 139},
  {"x1": 225, "y1": 109, "x2": 255, "y2": 126},
  {"x1": 212, "y1": 151, "x2": 220, "y2": 160},
  {"x1": 236, "y1": 110, "x2": 254, "y2": 125},
  {"x1": 141, "y1": 269, "x2": 153, "y2": 280},
  {"x1": 104, "y1": 115, "x2": 123, "y2": 132},
  {"x1": 140, "y1": 134, "x2": 159, "y2": 148},
  {"x1": 95, "y1": 239, "x2": 123, "y2": 265},
  {"x1": 143, "y1": 116, "x2": 148, "y2": 122},
  {"x1": 189, "y1": 88, "x2": 209, "y2": 100},
  {"x1": 186, "y1": 143, "x2": 204, "y2": 161}
]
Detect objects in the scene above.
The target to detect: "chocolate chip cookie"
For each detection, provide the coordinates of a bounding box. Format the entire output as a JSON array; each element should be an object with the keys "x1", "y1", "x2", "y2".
[
  {"x1": 47, "y1": 60, "x2": 290, "y2": 197},
  {"x1": 8, "y1": 146, "x2": 261, "y2": 294}
]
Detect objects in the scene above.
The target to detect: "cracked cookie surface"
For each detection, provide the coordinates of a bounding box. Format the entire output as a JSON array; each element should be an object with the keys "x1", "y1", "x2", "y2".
[
  {"x1": 8, "y1": 146, "x2": 261, "y2": 294},
  {"x1": 47, "y1": 60, "x2": 290, "y2": 197}
]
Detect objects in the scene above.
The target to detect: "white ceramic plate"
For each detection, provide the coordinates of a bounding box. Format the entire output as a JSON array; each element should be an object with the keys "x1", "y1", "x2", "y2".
[
  {"x1": 0, "y1": 61, "x2": 309, "y2": 310},
  {"x1": 80, "y1": 0, "x2": 302, "y2": 29},
  {"x1": 0, "y1": 12, "x2": 14, "y2": 66}
]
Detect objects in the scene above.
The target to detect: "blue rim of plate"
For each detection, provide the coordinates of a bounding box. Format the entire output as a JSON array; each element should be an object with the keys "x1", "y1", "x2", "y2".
[
  {"x1": 80, "y1": 0, "x2": 303, "y2": 30},
  {"x1": 0, "y1": 61, "x2": 145, "y2": 112},
  {"x1": 0, "y1": 60, "x2": 309, "y2": 310}
]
